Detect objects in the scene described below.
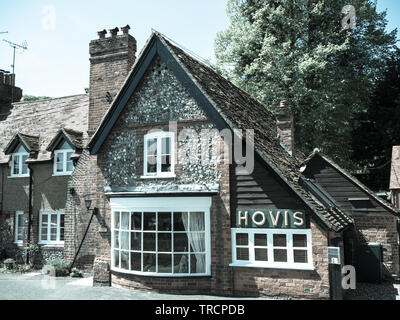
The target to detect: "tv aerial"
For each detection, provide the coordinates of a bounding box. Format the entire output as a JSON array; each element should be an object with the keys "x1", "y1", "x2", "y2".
[{"x1": 2, "y1": 38, "x2": 28, "y2": 102}]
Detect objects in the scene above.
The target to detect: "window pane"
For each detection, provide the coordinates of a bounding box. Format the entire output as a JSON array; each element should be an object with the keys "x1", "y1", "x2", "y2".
[
  {"x1": 174, "y1": 233, "x2": 188, "y2": 252},
  {"x1": 114, "y1": 212, "x2": 120, "y2": 229},
  {"x1": 130, "y1": 252, "x2": 141, "y2": 271},
  {"x1": 131, "y1": 232, "x2": 141, "y2": 251},
  {"x1": 56, "y1": 152, "x2": 64, "y2": 163},
  {"x1": 147, "y1": 156, "x2": 157, "y2": 173},
  {"x1": 236, "y1": 248, "x2": 249, "y2": 261},
  {"x1": 50, "y1": 214, "x2": 57, "y2": 241},
  {"x1": 174, "y1": 254, "x2": 189, "y2": 274},
  {"x1": 13, "y1": 156, "x2": 20, "y2": 175},
  {"x1": 236, "y1": 233, "x2": 248, "y2": 246},
  {"x1": 144, "y1": 212, "x2": 156, "y2": 230},
  {"x1": 190, "y1": 212, "x2": 205, "y2": 231},
  {"x1": 254, "y1": 234, "x2": 268, "y2": 246},
  {"x1": 41, "y1": 215, "x2": 48, "y2": 241},
  {"x1": 113, "y1": 250, "x2": 120, "y2": 268},
  {"x1": 190, "y1": 254, "x2": 206, "y2": 274},
  {"x1": 114, "y1": 231, "x2": 119, "y2": 248},
  {"x1": 255, "y1": 248, "x2": 268, "y2": 262},
  {"x1": 274, "y1": 249, "x2": 288, "y2": 262},
  {"x1": 147, "y1": 138, "x2": 157, "y2": 156},
  {"x1": 189, "y1": 233, "x2": 205, "y2": 253},
  {"x1": 121, "y1": 212, "x2": 130, "y2": 230},
  {"x1": 56, "y1": 162, "x2": 64, "y2": 172},
  {"x1": 294, "y1": 250, "x2": 308, "y2": 263},
  {"x1": 158, "y1": 233, "x2": 172, "y2": 252},
  {"x1": 120, "y1": 232, "x2": 129, "y2": 250},
  {"x1": 22, "y1": 155, "x2": 29, "y2": 174},
  {"x1": 66, "y1": 152, "x2": 74, "y2": 171},
  {"x1": 173, "y1": 212, "x2": 187, "y2": 231},
  {"x1": 60, "y1": 215, "x2": 65, "y2": 241},
  {"x1": 273, "y1": 234, "x2": 287, "y2": 247},
  {"x1": 121, "y1": 251, "x2": 129, "y2": 270},
  {"x1": 131, "y1": 212, "x2": 142, "y2": 230},
  {"x1": 143, "y1": 233, "x2": 156, "y2": 251},
  {"x1": 161, "y1": 155, "x2": 171, "y2": 172},
  {"x1": 143, "y1": 253, "x2": 156, "y2": 272},
  {"x1": 158, "y1": 212, "x2": 171, "y2": 231},
  {"x1": 293, "y1": 234, "x2": 307, "y2": 248},
  {"x1": 161, "y1": 137, "x2": 170, "y2": 154},
  {"x1": 158, "y1": 254, "x2": 172, "y2": 274}
]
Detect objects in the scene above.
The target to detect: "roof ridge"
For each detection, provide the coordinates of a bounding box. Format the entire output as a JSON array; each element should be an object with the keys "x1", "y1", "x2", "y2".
[{"x1": 12, "y1": 93, "x2": 88, "y2": 106}]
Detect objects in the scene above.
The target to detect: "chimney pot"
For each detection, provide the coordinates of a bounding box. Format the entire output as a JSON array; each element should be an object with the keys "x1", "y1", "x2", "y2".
[
  {"x1": 121, "y1": 25, "x2": 130, "y2": 35},
  {"x1": 280, "y1": 100, "x2": 289, "y2": 107},
  {"x1": 109, "y1": 27, "x2": 119, "y2": 38},
  {"x1": 97, "y1": 29, "x2": 107, "y2": 39}
]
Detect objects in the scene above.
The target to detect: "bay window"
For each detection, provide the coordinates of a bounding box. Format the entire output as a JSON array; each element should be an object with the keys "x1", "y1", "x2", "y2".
[
  {"x1": 39, "y1": 212, "x2": 65, "y2": 244},
  {"x1": 110, "y1": 197, "x2": 211, "y2": 276},
  {"x1": 143, "y1": 132, "x2": 175, "y2": 178},
  {"x1": 231, "y1": 229, "x2": 313, "y2": 270}
]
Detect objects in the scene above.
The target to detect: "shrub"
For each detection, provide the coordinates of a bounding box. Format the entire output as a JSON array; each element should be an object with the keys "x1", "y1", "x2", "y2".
[{"x1": 42, "y1": 258, "x2": 70, "y2": 277}]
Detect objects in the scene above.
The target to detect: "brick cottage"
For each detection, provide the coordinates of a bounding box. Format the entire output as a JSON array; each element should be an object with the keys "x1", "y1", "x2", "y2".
[{"x1": 0, "y1": 26, "x2": 399, "y2": 300}]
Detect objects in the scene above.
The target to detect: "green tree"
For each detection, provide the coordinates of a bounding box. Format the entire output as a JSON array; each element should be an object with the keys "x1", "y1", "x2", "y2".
[
  {"x1": 351, "y1": 49, "x2": 400, "y2": 190},
  {"x1": 215, "y1": 0, "x2": 397, "y2": 169},
  {"x1": 21, "y1": 95, "x2": 52, "y2": 102}
]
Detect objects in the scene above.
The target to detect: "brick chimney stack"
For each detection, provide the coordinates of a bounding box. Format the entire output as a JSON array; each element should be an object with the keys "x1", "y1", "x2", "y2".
[
  {"x1": 275, "y1": 100, "x2": 295, "y2": 153},
  {"x1": 88, "y1": 25, "x2": 137, "y2": 134}
]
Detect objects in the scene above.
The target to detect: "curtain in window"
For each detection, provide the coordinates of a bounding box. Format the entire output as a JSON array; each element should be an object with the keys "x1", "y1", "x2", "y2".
[{"x1": 182, "y1": 212, "x2": 205, "y2": 273}]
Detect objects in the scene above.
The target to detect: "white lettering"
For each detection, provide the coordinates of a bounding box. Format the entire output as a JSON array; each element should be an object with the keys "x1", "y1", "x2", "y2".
[
  {"x1": 293, "y1": 212, "x2": 305, "y2": 227},
  {"x1": 252, "y1": 211, "x2": 266, "y2": 226},
  {"x1": 238, "y1": 211, "x2": 249, "y2": 226}
]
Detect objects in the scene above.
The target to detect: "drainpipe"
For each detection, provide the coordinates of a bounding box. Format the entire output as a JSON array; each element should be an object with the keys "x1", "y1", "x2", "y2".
[{"x1": 26, "y1": 164, "x2": 33, "y2": 264}]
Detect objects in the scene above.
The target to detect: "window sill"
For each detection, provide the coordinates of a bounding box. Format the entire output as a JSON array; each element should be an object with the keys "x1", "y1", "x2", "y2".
[
  {"x1": 229, "y1": 262, "x2": 315, "y2": 271},
  {"x1": 52, "y1": 173, "x2": 72, "y2": 177},
  {"x1": 14, "y1": 242, "x2": 24, "y2": 246},
  {"x1": 38, "y1": 243, "x2": 64, "y2": 248},
  {"x1": 8, "y1": 175, "x2": 29, "y2": 179},
  {"x1": 111, "y1": 267, "x2": 211, "y2": 277},
  {"x1": 140, "y1": 174, "x2": 176, "y2": 180}
]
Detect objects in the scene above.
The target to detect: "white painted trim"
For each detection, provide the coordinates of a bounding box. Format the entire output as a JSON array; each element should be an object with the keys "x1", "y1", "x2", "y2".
[
  {"x1": 38, "y1": 212, "x2": 65, "y2": 245},
  {"x1": 110, "y1": 197, "x2": 212, "y2": 277},
  {"x1": 143, "y1": 131, "x2": 175, "y2": 177},
  {"x1": 53, "y1": 149, "x2": 74, "y2": 176},
  {"x1": 231, "y1": 228, "x2": 314, "y2": 270},
  {"x1": 10, "y1": 149, "x2": 29, "y2": 178}
]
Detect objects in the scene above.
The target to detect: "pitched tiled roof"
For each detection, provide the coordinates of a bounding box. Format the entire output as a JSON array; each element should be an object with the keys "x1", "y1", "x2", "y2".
[
  {"x1": 390, "y1": 146, "x2": 400, "y2": 190},
  {"x1": 0, "y1": 94, "x2": 89, "y2": 164},
  {"x1": 46, "y1": 127, "x2": 84, "y2": 151},
  {"x1": 159, "y1": 35, "x2": 353, "y2": 232},
  {"x1": 4, "y1": 132, "x2": 40, "y2": 155},
  {"x1": 303, "y1": 149, "x2": 400, "y2": 217}
]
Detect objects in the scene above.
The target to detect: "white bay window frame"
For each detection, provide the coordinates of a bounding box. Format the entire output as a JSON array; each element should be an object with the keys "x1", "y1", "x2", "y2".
[
  {"x1": 110, "y1": 197, "x2": 211, "y2": 277},
  {"x1": 230, "y1": 228, "x2": 314, "y2": 270},
  {"x1": 142, "y1": 131, "x2": 175, "y2": 178}
]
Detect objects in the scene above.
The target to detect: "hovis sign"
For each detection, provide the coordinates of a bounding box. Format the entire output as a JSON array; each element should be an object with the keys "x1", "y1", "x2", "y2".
[{"x1": 236, "y1": 210, "x2": 307, "y2": 229}]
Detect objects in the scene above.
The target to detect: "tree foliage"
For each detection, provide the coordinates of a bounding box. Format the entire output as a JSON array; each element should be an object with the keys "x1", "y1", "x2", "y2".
[
  {"x1": 215, "y1": 0, "x2": 398, "y2": 169},
  {"x1": 351, "y1": 49, "x2": 400, "y2": 190}
]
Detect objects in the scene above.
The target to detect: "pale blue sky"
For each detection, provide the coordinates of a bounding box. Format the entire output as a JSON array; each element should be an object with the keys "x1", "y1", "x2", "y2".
[{"x1": 0, "y1": 0, "x2": 399, "y2": 98}]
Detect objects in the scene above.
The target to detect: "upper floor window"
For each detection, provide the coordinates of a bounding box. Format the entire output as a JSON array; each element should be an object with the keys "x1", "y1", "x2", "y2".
[
  {"x1": 53, "y1": 141, "x2": 74, "y2": 176},
  {"x1": 10, "y1": 145, "x2": 29, "y2": 178},
  {"x1": 143, "y1": 132, "x2": 175, "y2": 178}
]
